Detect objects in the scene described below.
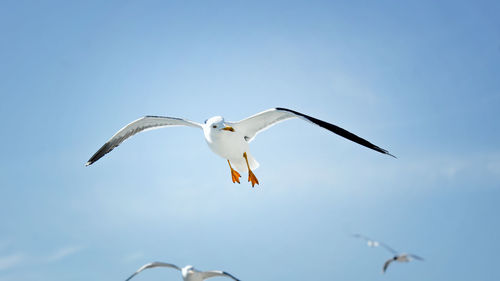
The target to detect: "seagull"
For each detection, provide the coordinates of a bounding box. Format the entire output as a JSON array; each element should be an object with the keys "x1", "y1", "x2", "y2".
[
  {"x1": 125, "y1": 262, "x2": 240, "y2": 281},
  {"x1": 382, "y1": 253, "x2": 424, "y2": 273},
  {"x1": 86, "y1": 107, "x2": 395, "y2": 187},
  {"x1": 352, "y1": 234, "x2": 424, "y2": 273}
]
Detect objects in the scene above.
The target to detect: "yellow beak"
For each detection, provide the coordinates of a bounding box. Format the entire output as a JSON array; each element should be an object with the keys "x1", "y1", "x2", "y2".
[{"x1": 222, "y1": 126, "x2": 235, "y2": 132}]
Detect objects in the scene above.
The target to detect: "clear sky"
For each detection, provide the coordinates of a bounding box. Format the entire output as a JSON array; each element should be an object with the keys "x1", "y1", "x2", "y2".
[{"x1": 1, "y1": 0, "x2": 499, "y2": 280}]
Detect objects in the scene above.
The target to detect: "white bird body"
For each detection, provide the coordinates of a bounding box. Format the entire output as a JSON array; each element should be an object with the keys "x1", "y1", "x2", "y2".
[
  {"x1": 395, "y1": 254, "x2": 411, "y2": 262},
  {"x1": 383, "y1": 253, "x2": 422, "y2": 273},
  {"x1": 203, "y1": 116, "x2": 259, "y2": 173},
  {"x1": 182, "y1": 265, "x2": 212, "y2": 281},
  {"x1": 87, "y1": 108, "x2": 394, "y2": 186}
]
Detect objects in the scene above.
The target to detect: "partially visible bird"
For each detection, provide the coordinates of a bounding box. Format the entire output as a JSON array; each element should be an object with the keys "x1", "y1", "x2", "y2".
[
  {"x1": 86, "y1": 108, "x2": 395, "y2": 187},
  {"x1": 352, "y1": 234, "x2": 424, "y2": 273},
  {"x1": 382, "y1": 253, "x2": 424, "y2": 273},
  {"x1": 125, "y1": 262, "x2": 240, "y2": 281}
]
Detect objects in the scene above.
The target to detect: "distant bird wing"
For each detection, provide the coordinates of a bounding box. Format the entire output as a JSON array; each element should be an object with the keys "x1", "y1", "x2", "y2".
[
  {"x1": 200, "y1": 270, "x2": 241, "y2": 281},
  {"x1": 382, "y1": 258, "x2": 394, "y2": 273},
  {"x1": 125, "y1": 262, "x2": 181, "y2": 281},
  {"x1": 351, "y1": 233, "x2": 374, "y2": 242},
  {"x1": 409, "y1": 254, "x2": 424, "y2": 261},
  {"x1": 378, "y1": 241, "x2": 399, "y2": 255},
  {"x1": 231, "y1": 108, "x2": 395, "y2": 157},
  {"x1": 86, "y1": 116, "x2": 202, "y2": 166}
]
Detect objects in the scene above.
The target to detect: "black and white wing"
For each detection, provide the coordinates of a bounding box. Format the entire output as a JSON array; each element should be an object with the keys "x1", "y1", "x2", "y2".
[
  {"x1": 125, "y1": 262, "x2": 181, "y2": 281},
  {"x1": 86, "y1": 116, "x2": 203, "y2": 166},
  {"x1": 231, "y1": 108, "x2": 395, "y2": 157},
  {"x1": 200, "y1": 270, "x2": 241, "y2": 281}
]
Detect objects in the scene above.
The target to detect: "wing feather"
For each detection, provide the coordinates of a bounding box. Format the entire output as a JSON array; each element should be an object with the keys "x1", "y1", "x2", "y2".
[
  {"x1": 230, "y1": 108, "x2": 297, "y2": 142},
  {"x1": 409, "y1": 254, "x2": 424, "y2": 261},
  {"x1": 200, "y1": 270, "x2": 241, "y2": 281},
  {"x1": 125, "y1": 262, "x2": 181, "y2": 281},
  {"x1": 86, "y1": 116, "x2": 202, "y2": 166},
  {"x1": 382, "y1": 258, "x2": 394, "y2": 273},
  {"x1": 378, "y1": 242, "x2": 399, "y2": 255},
  {"x1": 232, "y1": 108, "x2": 395, "y2": 157}
]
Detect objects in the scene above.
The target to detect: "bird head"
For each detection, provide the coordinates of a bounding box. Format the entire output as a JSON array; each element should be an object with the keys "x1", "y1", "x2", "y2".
[
  {"x1": 182, "y1": 265, "x2": 195, "y2": 275},
  {"x1": 205, "y1": 116, "x2": 234, "y2": 132}
]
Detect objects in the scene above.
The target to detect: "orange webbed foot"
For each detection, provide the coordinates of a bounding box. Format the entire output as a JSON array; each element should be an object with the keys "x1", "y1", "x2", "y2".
[
  {"x1": 227, "y1": 160, "x2": 241, "y2": 184},
  {"x1": 248, "y1": 170, "x2": 259, "y2": 187},
  {"x1": 231, "y1": 168, "x2": 241, "y2": 184},
  {"x1": 242, "y1": 152, "x2": 260, "y2": 187}
]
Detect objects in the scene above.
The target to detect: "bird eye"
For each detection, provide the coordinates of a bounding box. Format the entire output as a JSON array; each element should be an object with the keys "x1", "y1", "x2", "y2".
[{"x1": 212, "y1": 125, "x2": 217, "y2": 128}]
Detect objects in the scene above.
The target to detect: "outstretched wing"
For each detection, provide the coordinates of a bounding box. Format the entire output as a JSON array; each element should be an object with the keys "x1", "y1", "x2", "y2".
[
  {"x1": 230, "y1": 108, "x2": 297, "y2": 142},
  {"x1": 125, "y1": 262, "x2": 181, "y2": 281},
  {"x1": 86, "y1": 116, "x2": 203, "y2": 166},
  {"x1": 231, "y1": 108, "x2": 395, "y2": 157},
  {"x1": 409, "y1": 254, "x2": 424, "y2": 261},
  {"x1": 377, "y1": 242, "x2": 399, "y2": 255},
  {"x1": 382, "y1": 258, "x2": 394, "y2": 273},
  {"x1": 200, "y1": 270, "x2": 241, "y2": 281}
]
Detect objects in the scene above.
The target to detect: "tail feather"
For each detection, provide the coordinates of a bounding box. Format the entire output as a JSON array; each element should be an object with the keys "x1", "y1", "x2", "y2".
[{"x1": 231, "y1": 153, "x2": 259, "y2": 173}]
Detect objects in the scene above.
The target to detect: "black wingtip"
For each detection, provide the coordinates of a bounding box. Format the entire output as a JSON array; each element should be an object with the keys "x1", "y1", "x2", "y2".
[
  {"x1": 223, "y1": 271, "x2": 241, "y2": 281},
  {"x1": 86, "y1": 142, "x2": 114, "y2": 167},
  {"x1": 275, "y1": 107, "x2": 396, "y2": 158},
  {"x1": 373, "y1": 146, "x2": 397, "y2": 159}
]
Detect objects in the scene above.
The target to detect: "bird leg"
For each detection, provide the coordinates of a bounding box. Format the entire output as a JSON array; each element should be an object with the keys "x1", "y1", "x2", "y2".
[
  {"x1": 243, "y1": 152, "x2": 259, "y2": 187},
  {"x1": 227, "y1": 160, "x2": 241, "y2": 184}
]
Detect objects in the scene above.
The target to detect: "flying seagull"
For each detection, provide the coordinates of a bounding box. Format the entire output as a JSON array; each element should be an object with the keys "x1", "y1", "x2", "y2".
[
  {"x1": 125, "y1": 262, "x2": 240, "y2": 281},
  {"x1": 352, "y1": 234, "x2": 424, "y2": 273},
  {"x1": 382, "y1": 253, "x2": 424, "y2": 274},
  {"x1": 86, "y1": 107, "x2": 395, "y2": 187}
]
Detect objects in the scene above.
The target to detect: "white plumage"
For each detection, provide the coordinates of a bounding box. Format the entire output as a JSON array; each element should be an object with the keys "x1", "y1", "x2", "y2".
[{"x1": 87, "y1": 108, "x2": 395, "y2": 186}]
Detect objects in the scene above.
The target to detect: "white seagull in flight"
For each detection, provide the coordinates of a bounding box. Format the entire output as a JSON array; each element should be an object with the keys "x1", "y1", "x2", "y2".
[
  {"x1": 125, "y1": 262, "x2": 240, "y2": 281},
  {"x1": 352, "y1": 234, "x2": 424, "y2": 273},
  {"x1": 86, "y1": 107, "x2": 395, "y2": 187}
]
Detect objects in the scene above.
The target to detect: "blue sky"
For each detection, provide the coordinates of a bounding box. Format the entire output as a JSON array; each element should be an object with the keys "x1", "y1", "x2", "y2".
[{"x1": 1, "y1": 0, "x2": 499, "y2": 280}]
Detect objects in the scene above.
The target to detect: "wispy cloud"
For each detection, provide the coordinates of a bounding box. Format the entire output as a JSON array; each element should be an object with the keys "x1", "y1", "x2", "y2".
[
  {"x1": 45, "y1": 246, "x2": 84, "y2": 263},
  {"x1": 0, "y1": 253, "x2": 24, "y2": 271},
  {"x1": 0, "y1": 245, "x2": 83, "y2": 273}
]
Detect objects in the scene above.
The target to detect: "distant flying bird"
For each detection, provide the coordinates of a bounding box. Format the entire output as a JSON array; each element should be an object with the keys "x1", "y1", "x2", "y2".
[
  {"x1": 352, "y1": 234, "x2": 424, "y2": 273},
  {"x1": 86, "y1": 108, "x2": 395, "y2": 187},
  {"x1": 125, "y1": 262, "x2": 240, "y2": 281},
  {"x1": 382, "y1": 253, "x2": 424, "y2": 273}
]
